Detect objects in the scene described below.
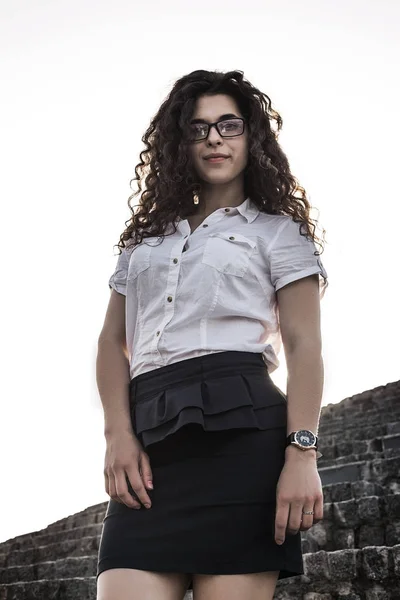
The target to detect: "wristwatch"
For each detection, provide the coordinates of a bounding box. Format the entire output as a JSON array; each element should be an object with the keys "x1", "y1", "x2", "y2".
[{"x1": 286, "y1": 429, "x2": 323, "y2": 460}]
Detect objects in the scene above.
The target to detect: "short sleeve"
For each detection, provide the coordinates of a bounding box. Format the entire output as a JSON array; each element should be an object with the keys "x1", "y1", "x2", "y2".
[
  {"x1": 269, "y1": 217, "x2": 329, "y2": 299},
  {"x1": 108, "y1": 248, "x2": 130, "y2": 296}
]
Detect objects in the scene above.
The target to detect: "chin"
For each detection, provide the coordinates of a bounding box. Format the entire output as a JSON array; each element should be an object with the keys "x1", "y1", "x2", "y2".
[{"x1": 200, "y1": 169, "x2": 237, "y2": 181}]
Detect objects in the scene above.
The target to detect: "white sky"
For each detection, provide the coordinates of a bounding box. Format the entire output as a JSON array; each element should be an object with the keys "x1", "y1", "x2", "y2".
[{"x1": 1, "y1": 0, "x2": 399, "y2": 545}]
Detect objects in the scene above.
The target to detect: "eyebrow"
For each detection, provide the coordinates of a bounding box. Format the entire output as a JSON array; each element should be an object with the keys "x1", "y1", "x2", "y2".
[{"x1": 190, "y1": 113, "x2": 239, "y2": 124}]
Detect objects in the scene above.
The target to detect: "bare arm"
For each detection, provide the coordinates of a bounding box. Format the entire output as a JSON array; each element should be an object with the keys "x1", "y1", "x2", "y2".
[
  {"x1": 273, "y1": 274, "x2": 325, "y2": 545},
  {"x1": 277, "y1": 273, "x2": 324, "y2": 462},
  {"x1": 97, "y1": 289, "x2": 135, "y2": 439}
]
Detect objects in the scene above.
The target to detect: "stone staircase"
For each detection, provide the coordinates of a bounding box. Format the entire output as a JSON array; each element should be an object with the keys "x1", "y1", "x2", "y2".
[{"x1": 1, "y1": 380, "x2": 399, "y2": 599}]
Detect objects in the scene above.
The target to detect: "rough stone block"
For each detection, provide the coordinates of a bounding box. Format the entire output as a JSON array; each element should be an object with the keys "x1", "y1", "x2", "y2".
[
  {"x1": 320, "y1": 446, "x2": 336, "y2": 460},
  {"x1": 333, "y1": 528, "x2": 355, "y2": 549},
  {"x1": 303, "y1": 550, "x2": 330, "y2": 580},
  {"x1": 383, "y1": 494, "x2": 400, "y2": 519},
  {"x1": 333, "y1": 499, "x2": 359, "y2": 528},
  {"x1": 336, "y1": 592, "x2": 362, "y2": 600},
  {"x1": 357, "y1": 496, "x2": 381, "y2": 522},
  {"x1": 391, "y1": 543, "x2": 400, "y2": 577},
  {"x1": 323, "y1": 502, "x2": 333, "y2": 520},
  {"x1": 328, "y1": 548, "x2": 357, "y2": 580},
  {"x1": 336, "y1": 441, "x2": 354, "y2": 456},
  {"x1": 358, "y1": 525, "x2": 385, "y2": 548},
  {"x1": 385, "y1": 522, "x2": 400, "y2": 547},
  {"x1": 331, "y1": 483, "x2": 352, "y2": 502},
  {"x1": 303, "y1": 522, "x2": 328, "y2": 552},
  {"x1": 365, "y1": 588, "x2": 391, "y2": 600},
  {"x1": 370, "y1": 456, "x2": 400, "y2": 486},
  {"x1": 336, "y1": 581, "x2": 360, "y2": 599},
  {"x1": 352, "y1": 440, "x2": 369, "y2": 454},
  {"x1": 322, "y1": 486, "x2": 333, "y2": 503},
  {"x1": 361, "y1": 546, "x2": 389, "y2": 580},
  {"x1": 352, "y1": 481, "x2": 381, "y2": 498},
  {"x1": 387, "y1": 421, "x2": 400, "y2": 435}
]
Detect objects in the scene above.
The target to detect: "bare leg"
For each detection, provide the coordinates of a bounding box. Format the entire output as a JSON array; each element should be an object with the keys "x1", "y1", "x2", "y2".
[
  {"x1": 192, "y1": 571, "x2": 280, "y2": 600},
  {"x1": 97, "y1": 568, "x2": 191, "y2": 600}
]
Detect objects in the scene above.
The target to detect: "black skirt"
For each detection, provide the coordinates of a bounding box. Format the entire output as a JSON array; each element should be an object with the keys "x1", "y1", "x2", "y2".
[{"x1": 97, "y1": 351, "x2": 304, "y2": 589}]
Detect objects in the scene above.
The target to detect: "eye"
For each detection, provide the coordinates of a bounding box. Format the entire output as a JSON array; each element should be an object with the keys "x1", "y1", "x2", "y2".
[
  {"x1": 190, "y1": 124, "x2": 207, "y2": 136},
  {"x1": 219, "y1": 119, "x2": 243, "y2": 134}
]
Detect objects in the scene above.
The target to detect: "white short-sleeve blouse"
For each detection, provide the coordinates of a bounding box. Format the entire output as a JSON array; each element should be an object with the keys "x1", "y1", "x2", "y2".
[{"x1": 108, "y1": 196, "x2": 328, "y2": 380}]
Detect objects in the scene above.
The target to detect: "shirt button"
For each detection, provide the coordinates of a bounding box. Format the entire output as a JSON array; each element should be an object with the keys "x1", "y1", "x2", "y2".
[
  {"x1": 173, "y1": 258, "x2": 178, "y2": 263},
  {"x1": 202, "y1": 224, "x2": 208, "y2": 227},
  {"x1": 167, "y1": 296, "x2": 173, "y2": 302},
  {"x1": 224, "y1": 208, "x2": 230, "y2": 212},
  {"x1": 156, "y1": 331, "x2": 160, "y2": 336},
  {"x1": 229, "y1": 236, "x2": 235, "y2": 240}
]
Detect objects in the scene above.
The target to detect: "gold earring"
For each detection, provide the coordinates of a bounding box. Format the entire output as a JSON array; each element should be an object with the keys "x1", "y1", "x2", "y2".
[{"x1": 193, "y1": 192, "x2": 200, "y2": 205}]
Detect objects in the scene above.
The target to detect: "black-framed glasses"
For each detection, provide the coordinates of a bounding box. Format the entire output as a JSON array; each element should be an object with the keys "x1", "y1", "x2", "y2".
[{"x1": 188, "y1": 117, "x2": 245, "y2": 141}]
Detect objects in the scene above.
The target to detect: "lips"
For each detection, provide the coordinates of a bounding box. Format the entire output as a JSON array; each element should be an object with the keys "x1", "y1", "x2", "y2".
[{"x1": 204, "y1": 154, "x2": 229, "y2": 160}]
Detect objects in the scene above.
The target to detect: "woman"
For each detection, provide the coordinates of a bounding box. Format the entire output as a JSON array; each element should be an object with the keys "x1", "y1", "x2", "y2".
[{"x1": 96, "y1": 69, "x2": 328, "y2": 600}]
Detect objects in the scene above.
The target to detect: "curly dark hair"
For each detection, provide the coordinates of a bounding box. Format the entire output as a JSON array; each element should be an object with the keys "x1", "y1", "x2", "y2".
[{"x1": 113, "y1": 69, "x2": 327, "y2": 259}]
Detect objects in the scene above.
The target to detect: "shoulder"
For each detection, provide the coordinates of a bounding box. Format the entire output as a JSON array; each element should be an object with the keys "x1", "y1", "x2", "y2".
[
  {"x1": 254, "y1": 213, "x2": 298, "y2": 250},
  {"x1": 256, "y1": 212, "x2": 294, "y2": 231}
]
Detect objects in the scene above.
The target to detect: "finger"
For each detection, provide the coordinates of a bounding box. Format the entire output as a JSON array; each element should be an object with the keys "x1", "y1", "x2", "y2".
[
  {"x1": 287, "y1": 500, "x2": 306, "y2": 534},
  {"x1": 299, "y1": 506, "x2": 315, "y2": 531},
  {"x1": 126, "y1": 465, "x2": 152, "y2": 508},
  {"x1": 115, "y1": 469, "x2": 141, "y2": 509},
  {"x1": 312, "y1": 494, "x2": 324, "y2": 523},
  {"x1": 104, "y1": 471, "x2": 110, "y2": 496},
  {"x1": 126, "y1": 466, "x2": 152, "y2": 508},
  {"x1": 107, "y1": 470, "x2": 122, "y2": 505},
  {"x1": 124, "y1": 472, "x2": 143, "y2": 509},
  {"x1": 275, "y1": 497, "x2": 290, "y2": 544},
  {"x1": 139, "y1": 452, "x2": 154, "y2": 490}
]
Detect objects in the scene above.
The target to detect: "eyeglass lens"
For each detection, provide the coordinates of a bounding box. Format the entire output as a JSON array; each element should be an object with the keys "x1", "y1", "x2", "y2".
[{"x1": 189, "y1": 119, "x2": 244, "y2": 140}]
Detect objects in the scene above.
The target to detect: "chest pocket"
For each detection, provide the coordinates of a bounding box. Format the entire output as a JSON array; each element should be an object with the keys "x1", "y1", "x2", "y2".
[
  {"x1": 202, "y1": 232, "x2": 257, "y2": 277},
  {"x1": 127, "y1": 243, "x2": 152, "y2": 281}
]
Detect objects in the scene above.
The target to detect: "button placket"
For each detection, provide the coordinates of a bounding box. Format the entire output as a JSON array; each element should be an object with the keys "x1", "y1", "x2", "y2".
[{"x1": 153, "y1": 240, "x2": 182, "y2": 356}]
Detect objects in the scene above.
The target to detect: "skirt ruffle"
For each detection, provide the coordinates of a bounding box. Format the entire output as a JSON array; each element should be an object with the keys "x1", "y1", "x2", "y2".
[{"x1": 129, "y1": 361, "x2": 288, "y2": 448}]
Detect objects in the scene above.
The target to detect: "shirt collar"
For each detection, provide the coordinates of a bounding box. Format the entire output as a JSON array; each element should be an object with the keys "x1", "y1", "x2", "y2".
[
  {"x1": 234, "y1": 196, "x2": 259, "y2": 223},
  {"x1": 175, "y1": 196, "x2": 259, "y2": 224}
]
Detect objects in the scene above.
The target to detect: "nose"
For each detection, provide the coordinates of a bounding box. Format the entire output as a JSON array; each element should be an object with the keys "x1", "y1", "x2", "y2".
[{"x1": 206, "y1": 124, "x2": 223, "y2": 143}]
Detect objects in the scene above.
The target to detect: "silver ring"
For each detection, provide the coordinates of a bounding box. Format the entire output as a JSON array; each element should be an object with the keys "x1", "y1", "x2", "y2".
[{"x1": 302, "y1": 510, "x2": 314, "y2": 515}]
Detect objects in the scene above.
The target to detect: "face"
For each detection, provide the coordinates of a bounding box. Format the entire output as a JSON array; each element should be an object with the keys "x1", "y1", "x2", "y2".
[{"x1": 187, "y1": 93, "x2": 248, "y2": 186}]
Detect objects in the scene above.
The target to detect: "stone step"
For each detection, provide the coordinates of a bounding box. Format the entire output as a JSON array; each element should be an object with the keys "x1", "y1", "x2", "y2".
[
  {"x1": 0, "y1": 556, "x2": 97, "y2": 584},
  {"x1": 317, "y1": 445, "x2": 400, "y2": 469},
  {"x1": 0, "y1": 536, "x2": 99, "y2": 569},
  {"x1": 318, "y1": 412, "x2": 400, "y2": 436},
  {"x1": 301, "y1": 493, "x2": 400, "y2": 553},
  {"x1": 318, "y1": 432, "x2": 400, "y2": 462},
  {"x1": 323, "y1": 479, "x2": 388, "y2": 502},
  {"x1": 322, "y1": 395, "x2": 400, "y2": 416},
  {"x1": 318, "y1": 454, "x2": 400, "y2": 488},
  {"x1": 320, "y1": 385, "x2": 399, "y2": 415},
  {"x1": 0, "y1": 545, "x2": 399, "y2": 600},
  {"x1": 274, "y1": 543, "x2": 400, "y2": 599},
  {"x1": 0, "y1": 576, "x2": 97, "y2": 600}
]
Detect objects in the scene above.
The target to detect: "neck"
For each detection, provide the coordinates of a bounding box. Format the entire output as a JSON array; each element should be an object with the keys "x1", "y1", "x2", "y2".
[{"x1": 194, "y1": 179, "x2": 246, "y2": 216}]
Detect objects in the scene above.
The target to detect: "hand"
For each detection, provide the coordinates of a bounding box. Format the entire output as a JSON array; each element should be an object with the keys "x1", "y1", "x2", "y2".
[
  {"x1": 104, "y1": 430, "x2": 154, "y2": 509},
  {"x1": 274, "y1": 450, "x2": 323, "y2": 545}
]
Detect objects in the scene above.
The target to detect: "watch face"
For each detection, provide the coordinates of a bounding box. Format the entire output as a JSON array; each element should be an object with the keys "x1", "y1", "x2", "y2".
[{"x1": 295, "y1": 430, "x2": 316, "y2": 447}]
